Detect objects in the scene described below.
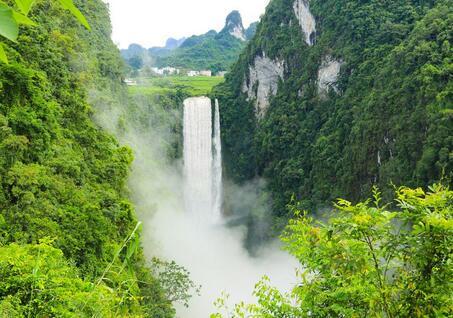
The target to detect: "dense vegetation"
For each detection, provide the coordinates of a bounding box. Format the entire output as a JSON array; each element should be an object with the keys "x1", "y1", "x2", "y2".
[
  {"x1": 0, "y1": 0, "x2": 191, "y2": 316},
  {"x1": 214, "y1": 0, "x2": 452, "y2": 229},
  {"x1": 212, "y1": 185, "x2": 453, "y2": 317},
  {"x1": 155, "y1": 30, "x2": 245, "y2": 73},
  {"x1": 155, "y1": 11, "x2": 252, "y2": 72},
  {"x1": 1, "y1": 0, "x2": 451, "y2": 316},
  {"x1": 121, "y1": 11, "x2": 258, "y2": 73}
]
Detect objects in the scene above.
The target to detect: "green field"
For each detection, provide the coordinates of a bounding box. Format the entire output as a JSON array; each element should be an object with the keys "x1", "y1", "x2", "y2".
[{"x1": 128, "y1": 76, "x2": 224, "y2": 97}]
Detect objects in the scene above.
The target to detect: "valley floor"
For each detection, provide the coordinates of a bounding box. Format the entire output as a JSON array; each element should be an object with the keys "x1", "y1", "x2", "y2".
[{"x1": 128, "y1": 76, "x2": 225, "y2": 96}]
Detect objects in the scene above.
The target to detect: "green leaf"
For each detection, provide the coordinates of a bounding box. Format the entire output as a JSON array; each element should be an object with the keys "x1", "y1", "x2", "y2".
[
  {"x1": 0, "y1": 4, "x2": 19, "y2": 42},
  {"x1": 12, "y1": 10, "x2": 36, "y2": 26},
  {"x1": 0, "y1": 42, "x2": 8, "y2": 64},
  {"x1": 14, "y1": 0, "x2": 35, "y2": 15},
  {"x1": 57, "y1": 0, "x2": 91, "y2": 30}
]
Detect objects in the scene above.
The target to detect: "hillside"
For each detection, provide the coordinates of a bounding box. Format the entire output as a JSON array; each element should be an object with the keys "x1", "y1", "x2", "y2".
[
  {"x1": 121, "y1": 37, "x2": 186, "y2": 66},
  {"x1": 213, "y1": 0, "x2": 452, "y2": 224},
  {"x1": 1, "y1": 0, "x2": 451, "y2": 316},
  {"x1": 121, "y1": 11, "x2": 258, "y2": 73},
  {"x1": 0, "y1": 0, "x2": 180, "y2": 316},
  {"x1": 156, "y1": 11, "x2": 256, "y2": 72}
]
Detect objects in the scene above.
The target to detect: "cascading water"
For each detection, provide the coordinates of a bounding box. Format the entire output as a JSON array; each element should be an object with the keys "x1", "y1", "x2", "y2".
[
  {"x1": 183, "y1": 97, "x2": 214, "y2": 222},
  {"x1": 183, "y1": 96, "x2": 223, "y2": 223},
  {"x1": 133, "y1": 95, "x2": 296, "y2": 317},
  {"x1": 212, "y1": 99, "x2": 223, "y2": 221}
]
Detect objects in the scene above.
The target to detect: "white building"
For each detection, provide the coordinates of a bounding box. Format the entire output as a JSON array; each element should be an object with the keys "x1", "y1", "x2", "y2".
[
  {"x1": 152, "y1": 67, "x2": 180, "y2": 76},
  {"x1": 187, "y1": 70, "x2": 200, "y2": 77},
  {"x1": 124, "y1": 78, "x2": 137, "y2": 86},
  {"x1": 162, "y1": 67, "x2": 180, "y2": 75},
  {"x1": 151, "y1": 67, "x2": 164, "y2": 75},
  {"x1": 200, "y1": 70, "x2": 212, "y2": 77}
]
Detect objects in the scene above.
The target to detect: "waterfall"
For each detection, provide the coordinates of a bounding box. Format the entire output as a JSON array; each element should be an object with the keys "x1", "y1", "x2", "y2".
[
  {"x1": 183, "y1": 97, "x2": 223, "y2": 223},
  {"x1": 183, "y1": 97, "x2": 213, "y2": 221},
  {"x1": 212, "y1": 99, "x2": 223, "y2": 221}
]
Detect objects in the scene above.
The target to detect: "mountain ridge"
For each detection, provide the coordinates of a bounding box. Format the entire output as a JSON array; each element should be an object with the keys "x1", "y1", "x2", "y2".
[
  {"x1": 213, "y1": 0, "x2": 452, "y2": 232},
  {"x1": 121, "y1": 10, "x2": 258, "y2": 73}
]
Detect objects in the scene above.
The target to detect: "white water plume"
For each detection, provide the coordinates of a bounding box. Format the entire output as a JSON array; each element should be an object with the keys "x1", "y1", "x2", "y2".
[
  {"x1": 183, "y1": 97, "x2": 213, "y2": 222},
  {"x1": 212, "y1": 99, "x2": 223, "y2": 222},
  {"x1": 93, "y1": 93, "x2": 298, "y2": 317}
]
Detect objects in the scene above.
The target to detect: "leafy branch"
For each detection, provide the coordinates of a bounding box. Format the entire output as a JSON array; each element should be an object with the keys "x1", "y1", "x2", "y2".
[{"x1": 0, "y1": 0, "x2": 90, "y2": 63}]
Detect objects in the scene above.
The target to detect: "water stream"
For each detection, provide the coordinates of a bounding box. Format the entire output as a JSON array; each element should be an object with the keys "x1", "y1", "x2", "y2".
[
  {"x1": 106, "y1": 95, "x2": 298, "y2": 317},
  {"x1": 183, "y1": 97, "x2": 213, "y2": 222},
  {"x1": 212, "y1": 99, "x2": 223, "y2": 222}
]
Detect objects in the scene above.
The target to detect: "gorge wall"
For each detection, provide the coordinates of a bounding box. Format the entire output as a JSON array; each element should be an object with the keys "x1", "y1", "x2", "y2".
[
  {"x1": 0, "y1": 0, "x2": 176, "y2": 316},
  {"x1": 213, "y1": 0, "x2": 452, "y2": 227}
]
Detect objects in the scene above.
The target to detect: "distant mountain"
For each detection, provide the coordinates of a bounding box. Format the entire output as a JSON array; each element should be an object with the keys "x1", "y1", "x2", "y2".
[
  {"x1": 120, "y1": 11, "x2": 258, "y2": 73},
  {"x1": 155, "y1": 10, "x2": 257, "y2": 72},
  {"x1": 164, "y1": 37, "x2": 187, "y2": 50},
  {"x1": 120, "y1": 37, "x2": 186, "y2": 69},
  {"x1": 148, "y1": 37, "x2": 187, "y2": 58},
  {"x1": 221, "y1": 10, "x2": 246, "y2": 41}
]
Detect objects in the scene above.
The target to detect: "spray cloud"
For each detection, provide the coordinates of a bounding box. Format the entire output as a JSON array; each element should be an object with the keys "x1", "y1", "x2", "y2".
[{"x1": 92, "y1": 91, "x2": 298, "y2": 317}]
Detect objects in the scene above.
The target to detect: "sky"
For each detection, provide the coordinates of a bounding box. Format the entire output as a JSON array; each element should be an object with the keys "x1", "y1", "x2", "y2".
[{"x1": 105, "y1": 0, "x2": 271, "y2": 49}]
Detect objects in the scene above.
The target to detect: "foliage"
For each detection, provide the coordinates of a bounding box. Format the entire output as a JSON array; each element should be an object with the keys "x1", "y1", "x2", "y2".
[
  {"x1": 151, "y1": 258, "x2": 201, "y2": 308},
  {"x1": 211, "y1": 185, "x2": 453, "y2": 317},
  {"x1": 0, "y1": 0, "x2": 189, "y2": 316},
  {"x1": 214, "y1": 0, "x2": 453, "y2": 230},
  {"x1": 156, "y1": 31, "x2": 245, "y2": 72},
  {"x1": 0, "y1": 0, "x2": 89, "y2": 63},
  {"x1": 127, "y1": 55, "x2": 144, "y2": 70},
  {"x1": 0, "y1": 242, "x2": 120, "y2": 317},
  {"x1": 120, "y1": 11, "x2": 258, "y2": 73}
]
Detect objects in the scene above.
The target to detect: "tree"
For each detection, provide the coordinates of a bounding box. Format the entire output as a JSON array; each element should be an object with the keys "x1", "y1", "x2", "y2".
[
  {"x1": 0, "y1": 0, "x2": 90, "y2": 64},
  {"x1": 0, "y1": 1, "x2": 181, "y2": 316},
  {"x1": 0, "y1": 242, "x2": 120, "y2": 317},
  {"x1": 151, "y1": 258, "x2": 201, "y2": 308},
  {"x1": 212, "y1": 185, "x2": 453, "y2": 317},
  {"x1": 127, "y1": 55, "x2": 144, "y2": 70}
]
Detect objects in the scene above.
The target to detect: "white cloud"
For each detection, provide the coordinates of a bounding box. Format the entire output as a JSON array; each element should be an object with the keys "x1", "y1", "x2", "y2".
[{"x1": 104, "y1": 0, "x2": 270, "y2": 48}]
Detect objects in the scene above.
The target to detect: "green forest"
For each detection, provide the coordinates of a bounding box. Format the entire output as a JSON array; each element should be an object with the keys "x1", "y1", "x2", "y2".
[
  {"x1": 154, "y1": 31, "x2": 245, "y2": 73},
  {"x1": 214, "y1": 0, "x2": 452, "y2": 227},
  {"x1": 0, "y1": 0, "x2": 451, "y2": 317},
  {"x1": 154, "y1": 11, "x2": 254, "y2": 72},
  {"x1": 121, "y1": 11, "x2": 256, "y2": 73},
  {"x1": 211, "y1": 185, "x2": 452, "y2": 317},
  {"x1": 0, "y1": 0, "x2": 194, "y2": 316},
  {"x1": 211, "y1": 0, "x2": 452, "y2": 315}
]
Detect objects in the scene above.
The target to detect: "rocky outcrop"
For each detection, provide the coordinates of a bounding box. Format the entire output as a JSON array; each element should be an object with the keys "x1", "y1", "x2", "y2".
[
  {"x1": 223, "y1": 10, "x2": 246, "y2": 41},
  {"x1": 293, "y1": 0, "x2": 316, "y2": 46},
  {"x1": 230, "y1": 25, "x2": 246, "y2": 41},
  {"x1": 242, "y1": 54, "x2": 285, "y2": 117},
  {"x1": 317, "y1": 56, "x2": 343, "y2": 95},
  {"x1": 164, "y1": 37, "x2": 186, "y2": 50}
]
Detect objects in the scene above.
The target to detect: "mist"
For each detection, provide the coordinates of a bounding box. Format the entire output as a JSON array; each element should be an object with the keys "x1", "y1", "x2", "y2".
[{"x1": 92, "y1": 92, "x2": 298, "y2": 317}]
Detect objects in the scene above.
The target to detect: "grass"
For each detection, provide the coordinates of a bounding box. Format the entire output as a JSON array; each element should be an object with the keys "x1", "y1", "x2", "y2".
[{"x1": 128, "y1": 76, "x2": 224, "y2": 97}]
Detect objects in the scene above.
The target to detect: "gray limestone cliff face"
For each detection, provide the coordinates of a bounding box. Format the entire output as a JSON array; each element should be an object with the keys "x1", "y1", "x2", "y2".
[
  {"x1": 242, "y1": 54, "x2": 285, "y2": 118},
  {"x1": 229, "y1": 24, "x2": 246, "y2": 41},
  {"x1": 317, "y1": 56, "x2": 343, "y2": 96},
  {"x1": 223, "y1": 10, "x2": 246, "y2": 41},
  {"x1": 293, "y1": 0, "x2": 316, "y2": 46}
]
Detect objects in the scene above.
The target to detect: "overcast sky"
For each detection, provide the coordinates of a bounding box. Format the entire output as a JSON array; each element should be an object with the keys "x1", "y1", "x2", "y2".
[{"x1": 105, "y1": 0, "x2": 271, "y2": 49}]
